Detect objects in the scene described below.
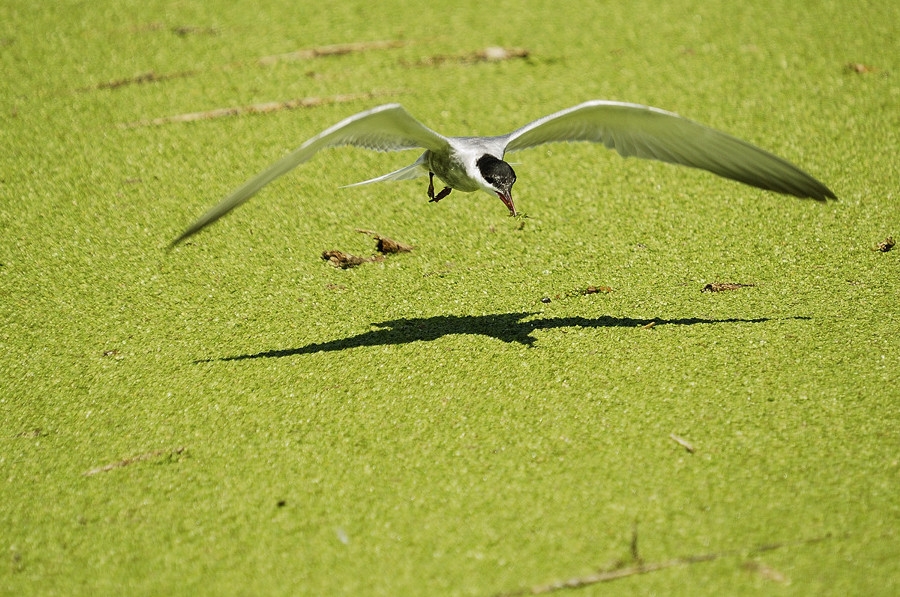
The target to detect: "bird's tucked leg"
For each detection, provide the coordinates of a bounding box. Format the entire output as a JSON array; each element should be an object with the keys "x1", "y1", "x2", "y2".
[{"x1": 427, "y1": 172, "x2": 452, "y2": 203}]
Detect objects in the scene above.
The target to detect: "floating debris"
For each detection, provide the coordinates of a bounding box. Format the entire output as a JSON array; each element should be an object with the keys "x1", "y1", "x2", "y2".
[
  {"x1": 78, "y1": 70, "x2": 195, "y2": 92},
  {"x1": 321, "y1": 250, "x2": 384, "y2": 269},
  {"x1": 702, "y1": 282, "x2": 755, "y2": 293},
  {"x1": 170, "y1": 25, "x2": 219, "y2": 37},
  {"x1": 497, "y1": 532, "x2": 833, "y2": 596},
  {"x1": 118, "y1": 91, "x2": 400, "y2": 128},
  {"x1": 872, "y1": 236, "x2": 895, "y2": 252},
  {"x1": 846, "y1": 62, "x2": 878, "y2": 74},
  {"x1": 84, "y1": 447, "x2": 186, "y2": 476},
  {"x1": 259, "y1": 39, "x2": 406, "y2": 66},
  {"x1": 355, "y1": 228, "x2": 414, "y2": 254},
  {"x1": 582, "y1": 285, "x2": 614, "y2": 295},
  {"x1": 670, "y1": 433, "x2": 695, "y2": 453},
  {"x1": 408, "y1": 46, "x2": 530, "y2": 67}
]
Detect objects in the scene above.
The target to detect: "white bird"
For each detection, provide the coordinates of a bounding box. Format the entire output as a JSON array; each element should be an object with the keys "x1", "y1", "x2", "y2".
[{"x1": 171, "y1": 101, "x2": 835, "y2": 245}]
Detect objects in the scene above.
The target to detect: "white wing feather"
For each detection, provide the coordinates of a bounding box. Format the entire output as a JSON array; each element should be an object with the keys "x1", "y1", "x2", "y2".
[{"x1": 502, "y1": 100, "x2": 835, "y2": 200}]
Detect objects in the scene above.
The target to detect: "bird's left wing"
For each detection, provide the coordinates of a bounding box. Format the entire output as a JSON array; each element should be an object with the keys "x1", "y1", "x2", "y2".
[
  {"x1": 171, "y1": 104, "x2": 448, "y2": 246},
  {"x1": 501, "y1": 100, "x2": 835, "y2": 201}
]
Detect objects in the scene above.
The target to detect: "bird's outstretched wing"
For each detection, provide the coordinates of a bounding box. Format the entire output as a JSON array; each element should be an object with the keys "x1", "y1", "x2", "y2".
[
  {"x1": 171, "y1": 104, "x2": 448, "y2": 246},
  {"x1": 502, "y1": 100, "x2": 835, "y2": 201}
]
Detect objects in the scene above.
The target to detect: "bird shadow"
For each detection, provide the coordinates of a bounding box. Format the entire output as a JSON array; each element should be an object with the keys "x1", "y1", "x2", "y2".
[{"x1": 199, "y1": 312, "x2": 808, "y2": 363}]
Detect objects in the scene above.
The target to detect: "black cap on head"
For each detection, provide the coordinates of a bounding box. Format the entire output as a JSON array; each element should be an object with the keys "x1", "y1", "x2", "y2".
[{"x1": 476, "y1": 154, "x2": 516, "y2": 192}]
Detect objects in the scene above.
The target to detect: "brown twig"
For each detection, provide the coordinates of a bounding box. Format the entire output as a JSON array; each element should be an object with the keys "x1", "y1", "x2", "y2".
[
  {"x1": 497, "y1": 534, "x2": 835, "y2": 596},
  {"x1": 171, "y1": 25, "x2": 219, "y2": 37},
  {"x1": 77, "y1": 70, "x2": 196, "y2": 92},
  {"x1": 630, "y1": 521, "x2": 641, "y2": 563},
  {"x1": 406, "y1": 46, "x2": 530, "y2": 67},
  {"x1": 670, "y1": 433, "x2": 696, "y2": 453},
  {"x1": 84, "y1": 447, "x2": 186, "y2": 476},
  {"x1": 118, "y1": 90, "x2": 401, "y2": 128},
  {"x1": 258, "y1": 39, "x2": 407, "y2": 65}
]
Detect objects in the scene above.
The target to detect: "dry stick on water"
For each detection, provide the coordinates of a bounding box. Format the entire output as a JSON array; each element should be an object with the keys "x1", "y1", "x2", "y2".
[
  {"x1": 84, "y1": 447, "x2": 186, "y2": 476},
  {"x1": 670, "y1": 433, "x2": 696, "y2": 453},
  {"x1": 409, "y1": 46, "x2": 530, "y2": 67},
  {"x1": 77, "y1": 70, "x2": 196, "y2": 92},
  {"x1": 258, "y1": 39, "x2": 407, "y2": 65},
  {"x1": 630, "y1": 521, "x2": 642, "y2": 564},
  {"x1": 497, "y1": 534, "x2": 836, "y2": 596},
  {"x1": 118, "y1": 91, "x2": 401, "y2": 128}
]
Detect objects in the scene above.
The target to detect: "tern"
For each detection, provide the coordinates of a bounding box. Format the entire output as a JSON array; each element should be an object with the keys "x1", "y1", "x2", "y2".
[{"x1": 171, "y1": 101, "x2": 835, "y2": 245}]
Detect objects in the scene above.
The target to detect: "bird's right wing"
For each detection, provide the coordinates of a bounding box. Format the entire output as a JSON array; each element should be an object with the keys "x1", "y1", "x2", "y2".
[
  {"x1": 171, "y1": 104, "x2": 448, "y2": 246},
  {"x1": 502, "y1": 100, "x2": 835, "y2": 201}
]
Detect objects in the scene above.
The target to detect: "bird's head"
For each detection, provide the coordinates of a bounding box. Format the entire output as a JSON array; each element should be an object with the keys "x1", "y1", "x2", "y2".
[{"x1": 476, "y1": 154, "x2": 517, "y2": 216}]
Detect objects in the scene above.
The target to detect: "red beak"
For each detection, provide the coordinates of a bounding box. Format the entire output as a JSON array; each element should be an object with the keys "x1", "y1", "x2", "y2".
[{"x1": 498, "y1": 191, "x2": 517, "y2": 216}]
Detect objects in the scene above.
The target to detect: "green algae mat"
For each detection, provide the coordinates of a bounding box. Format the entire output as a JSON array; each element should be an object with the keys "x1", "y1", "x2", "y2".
[{"x1": 2, "y1": 1, "x2": 898, "y2": 595}]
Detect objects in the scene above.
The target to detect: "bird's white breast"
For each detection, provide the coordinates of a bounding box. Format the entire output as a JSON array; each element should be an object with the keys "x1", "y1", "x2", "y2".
[{"x1": 424, "y1": 137, "x2": 507, "y2": 194}]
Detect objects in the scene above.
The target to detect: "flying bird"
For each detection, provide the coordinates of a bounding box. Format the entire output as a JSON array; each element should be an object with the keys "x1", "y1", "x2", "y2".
[{"x1": 171, "y1": 101, "x2": 835, "y2": 245}]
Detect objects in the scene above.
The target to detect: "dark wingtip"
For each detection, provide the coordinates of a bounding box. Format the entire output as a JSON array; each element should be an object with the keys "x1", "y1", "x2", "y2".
[
  {"x1": 811, "y1": 185, "x2": 838, "y2": 202},
  {"x1": 167, "y1": 226, "x2": 199, "y2": 251}
]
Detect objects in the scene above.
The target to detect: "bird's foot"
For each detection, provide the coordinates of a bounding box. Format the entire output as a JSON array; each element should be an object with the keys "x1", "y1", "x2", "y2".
[
  {"x1": 429, "y1": 187, "x2": 452, "y2": 203},
  {"x1": 427, "y1": 172, "x2": 452, "y2": 203}
]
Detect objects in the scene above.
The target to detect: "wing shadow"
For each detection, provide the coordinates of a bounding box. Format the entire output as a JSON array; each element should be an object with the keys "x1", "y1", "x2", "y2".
[{"x1": 201, "y1": 312, "x2": 806, "y2": 363}]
